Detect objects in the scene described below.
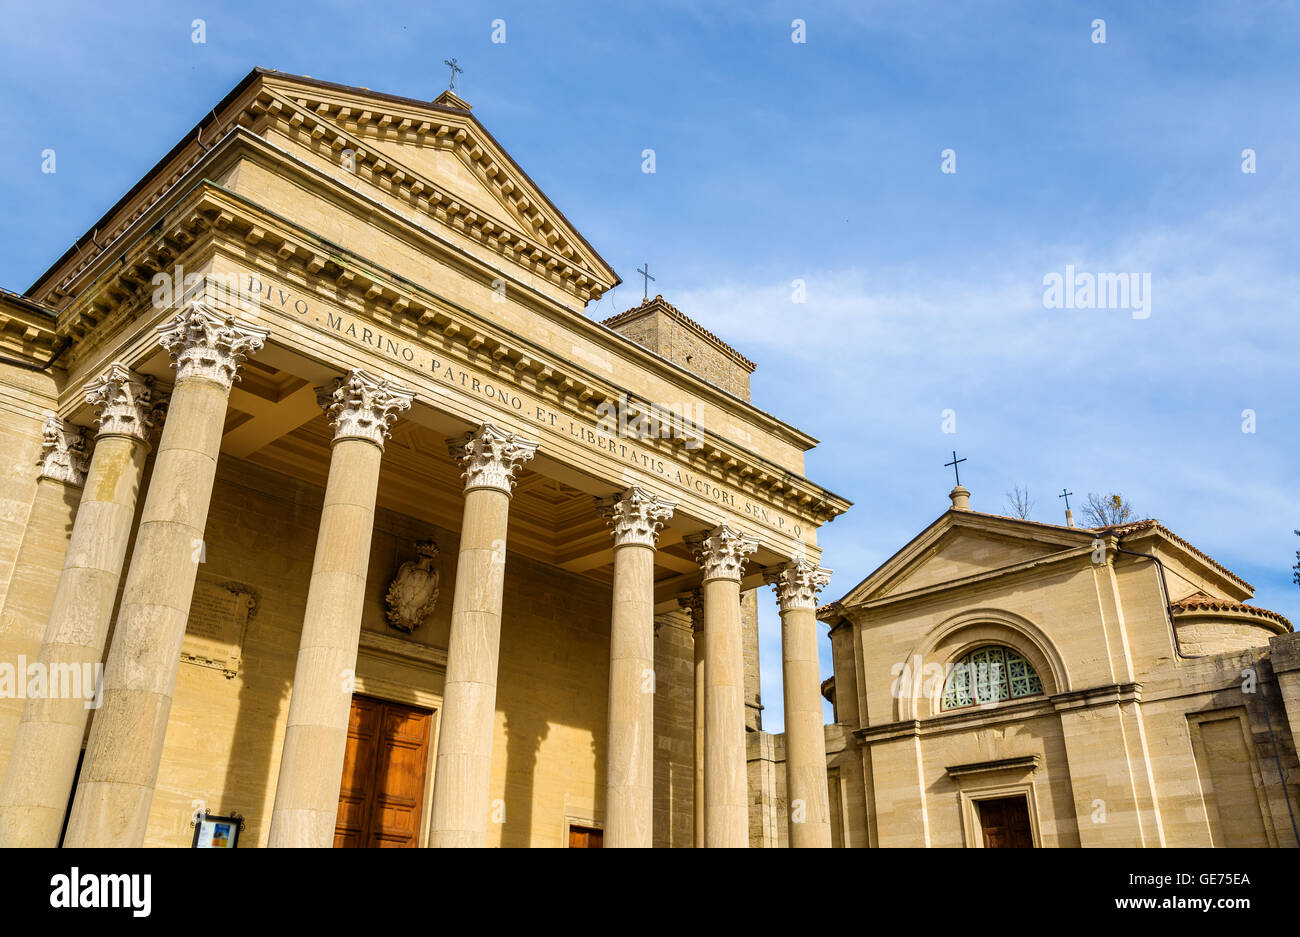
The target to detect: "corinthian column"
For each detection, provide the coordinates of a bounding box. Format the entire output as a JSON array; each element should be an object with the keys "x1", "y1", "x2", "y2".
[
  {"x1": 269, "y1": 370, "x2": 413, "y2": 848},
  {"x1": 63, "y1": 303, "x2": 265, "y2": 848},
  {"x1": 765, "y1": 557, "x2": 833, "y2": 848},
  {"x1": 0, "y1": 367, "x2": 161, "y2": 848},
  {"x1": 430, "y1": 423, "x2": 538, "y2": 847},
  {"x1": 0, "y1": 416, "x2": 88, "y2": 654},
  {"x1": 676, "y1": 589, "x2": 705, "y2": 848},
  {"x1": 685, "y1": 524, "x2": 758, "y2": 848},
  {"x1": 596, "y1": 487, "x2": 676, "y2": 848}
]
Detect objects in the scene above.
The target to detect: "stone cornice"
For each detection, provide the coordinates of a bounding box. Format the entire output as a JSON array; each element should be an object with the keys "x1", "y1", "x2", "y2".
[
  {"x1": 848, "y1": 543, "x2": 1098, "y2": 616},
  {"x1": 854, "y1": 683, "x2": 1145, "y2": 742},
  {"x1": 945, "y1": 755, "x2": 1040, "y2": 778},
  {"x1": 0, "y1": 290, "x2": 59, "y2": 361},
  {"x1": 46, "y1": 177, "x2": 849, "y2": 527}
]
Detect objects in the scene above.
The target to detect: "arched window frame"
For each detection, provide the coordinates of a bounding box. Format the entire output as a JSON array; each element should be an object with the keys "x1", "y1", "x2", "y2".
[{"x1": 941, "y1": 644, "x2": 1044, "y2": 711}]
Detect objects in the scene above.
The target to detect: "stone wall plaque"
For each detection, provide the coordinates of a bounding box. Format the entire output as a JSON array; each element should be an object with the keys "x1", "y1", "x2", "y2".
[{"x1": 182, "y1": 580, "x2": 256, "y2": 678}]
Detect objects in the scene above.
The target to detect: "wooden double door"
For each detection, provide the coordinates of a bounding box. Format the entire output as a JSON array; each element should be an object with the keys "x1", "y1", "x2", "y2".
[
  {"x1": 976, "y1": 795, "x2": 1034, "y2": 848},
  {"x1": 334, "y1": 695, "x2": 433, "y2": 848}
]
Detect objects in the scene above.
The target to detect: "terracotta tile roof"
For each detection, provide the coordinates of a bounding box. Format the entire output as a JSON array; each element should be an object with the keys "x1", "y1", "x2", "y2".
[
  {"x1": 600, "y1": 294, "x2": 756, "y2": 371},
  {"x1": 1170, "y1": 592, "x2": 1292, "y2": 631},
  {"x1": 1090, "y1": 519, "x2": 1250, "y2": 591}
]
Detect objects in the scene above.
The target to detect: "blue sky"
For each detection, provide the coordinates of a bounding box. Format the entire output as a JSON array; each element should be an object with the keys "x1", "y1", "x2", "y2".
[{"x1": 2, "y1": 1, "x2": 1297, "y2": 731}]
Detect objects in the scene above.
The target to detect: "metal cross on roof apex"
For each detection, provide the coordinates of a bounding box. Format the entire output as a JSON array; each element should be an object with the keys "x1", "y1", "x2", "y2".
[
  {"x1": 944, "y1": 451, "x2": 967, "y2": 487},
  {"x1": 1058, "y1": 488, "x2": 1073, "y2": 510},
  {"x1": 443, "y1": 58, "x2": 463, "y2": 92},
  {"x1": 636, "y1": 264, "x2": 655, "y2": 301}
]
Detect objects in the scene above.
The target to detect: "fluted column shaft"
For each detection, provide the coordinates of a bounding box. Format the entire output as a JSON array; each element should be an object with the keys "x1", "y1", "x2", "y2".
[
  {"x1": 0, "y1": 370, "x2": 159, "y2": 847},
  {"x1": 598, "y1": 487, "x2": 675, "y2": 848},
  {"x1": 767, "y1": 558, "x2": 833, "y2": 848},
  {"x1": 268, "y1": 370, "x2": 412, "y2": 847},
  {"x1": 63, "y1": 304, "x2": 265, "y2": 848},
  {"x1": 687, "y1": 525, "x2": 757, "y2": 848},
  {"x1": 430, "y1": 423, "x2": 537, "y2": 848}
]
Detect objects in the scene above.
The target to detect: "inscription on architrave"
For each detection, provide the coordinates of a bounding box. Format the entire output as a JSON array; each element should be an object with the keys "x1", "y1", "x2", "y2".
[{"x1": 182, "y1": 580, "x2": 256, "y2": 678}]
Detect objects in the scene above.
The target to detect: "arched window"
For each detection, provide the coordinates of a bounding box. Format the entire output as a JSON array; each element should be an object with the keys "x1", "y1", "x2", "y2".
[{"x1": 941, "y1": 645, "x2": 1043, "y2": 710}]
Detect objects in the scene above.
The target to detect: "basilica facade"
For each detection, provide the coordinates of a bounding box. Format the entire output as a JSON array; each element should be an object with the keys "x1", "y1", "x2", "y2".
[{"x1": 0, "y1": 69, "x2": 849, "y2": 848}]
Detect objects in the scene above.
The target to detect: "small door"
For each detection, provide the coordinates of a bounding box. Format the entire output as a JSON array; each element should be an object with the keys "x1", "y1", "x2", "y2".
[
  {"x1": 334, "y1": 695, "x2": 433, "y2": 848},
  {"x1": 977, "y1": 796, "x2": 1034, "y2": 848},
  {"x1": 568, "y1": 824, "x2": 604, "y2": 848}
]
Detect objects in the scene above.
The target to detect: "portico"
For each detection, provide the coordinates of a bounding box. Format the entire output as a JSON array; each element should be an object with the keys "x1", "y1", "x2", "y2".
[{"x1": 0, "y1": 69, "x2": 849, "y2": 848}]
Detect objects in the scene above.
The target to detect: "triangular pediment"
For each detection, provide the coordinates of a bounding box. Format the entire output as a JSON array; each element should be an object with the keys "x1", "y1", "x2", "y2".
[
  {"x1": 836, "y1": 511, "x2": 1092, "y2": 606},
  {"x1": 26, "y1": 68, "x2": 619, "y2": 308},
  {"x1": 255, "y1": 72, "x2": 617, "y2": 297}
]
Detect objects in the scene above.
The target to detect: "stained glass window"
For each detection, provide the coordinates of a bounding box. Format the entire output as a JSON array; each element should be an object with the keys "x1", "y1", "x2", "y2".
[{"x1": 941, "y1": 645, "x2": 1043, "y2": 710}]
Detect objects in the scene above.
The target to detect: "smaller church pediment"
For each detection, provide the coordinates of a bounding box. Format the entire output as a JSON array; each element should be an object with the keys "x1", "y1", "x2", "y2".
[{"x1": 836, "y1": 511, "x2": 1091, "y2": 607}]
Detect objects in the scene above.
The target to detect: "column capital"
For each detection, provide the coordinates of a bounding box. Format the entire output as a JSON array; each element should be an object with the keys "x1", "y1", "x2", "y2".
[
  {"x1": 83, "y1": 363, "x2": 163, "y2": 443},
  {"x1": 676, "y1": 588, "x2": 704, "y2": 634},
  {"x1": 156, "y1": 301, "x2": 268, "y2": 390},
  {"x1": 447, "y1": 423, "x2": 539, "y2": 494},
  {"x1": 37, "y1": 413, "x2": 89, "y2": 486},
  {"x1": 685, "y1": 524, "x2": 759, "y2": 582},
  {"x1": 596, "y1": 486, "x2": 677, "y2": 548},
  {"x1": 764, "y1": 557, "x2": 832, "y2": 611},
  {"x1": 317, "y1": 369, "x2": 414, "y2": 448}
]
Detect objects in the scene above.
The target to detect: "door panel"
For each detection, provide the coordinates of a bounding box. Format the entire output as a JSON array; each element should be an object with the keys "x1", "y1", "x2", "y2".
[
  {"x1": 977, "y1": 795, "x2": 1033, "y2": 848},
  {"x1": 334, "y1": 695, "x2": 433, "y2": 848}
]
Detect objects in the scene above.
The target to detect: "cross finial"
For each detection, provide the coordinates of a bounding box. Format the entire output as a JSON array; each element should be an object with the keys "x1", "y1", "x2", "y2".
[
  {"x1": 636, "y1": 264, "x2": 656, "y2": 301},
  {"x1": 1058, "y1": 488, "x2": 1073, "y2": 510},
  {"x1": 944, "y1": 450, "x2": 967, "y2": 487},
  {"x1": 443, "y1": 58, "x2": 463, "y2": 92}
]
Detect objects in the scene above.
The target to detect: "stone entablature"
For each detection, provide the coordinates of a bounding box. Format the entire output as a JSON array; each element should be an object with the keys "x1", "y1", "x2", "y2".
[
  {"x1": 32, "y1": 80, "x2": 830, "y2": 476},
  {"x1": 40, "y1": 189, "x2": 846, "y2": 547}
]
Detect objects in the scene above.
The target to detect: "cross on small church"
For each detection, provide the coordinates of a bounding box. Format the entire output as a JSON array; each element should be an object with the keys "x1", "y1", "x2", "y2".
[
  {"x1": 443, "y1": 58, "x2": 463, "y2": 92},
  {"x1": 636, "y1": 263, "x2": 656, "y2": 301},
  {"x1": 944, "y1": 450, "x2": 967, "y2": 487},
  {"x1": 1058, "y1": 488, "x2": 1073, "y2": 510}
]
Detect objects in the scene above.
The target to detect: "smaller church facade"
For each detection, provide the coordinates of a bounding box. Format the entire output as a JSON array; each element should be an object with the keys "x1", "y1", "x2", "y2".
[{"x1": 816, "y1": 486, "x2": 1300, "y2": 848}]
